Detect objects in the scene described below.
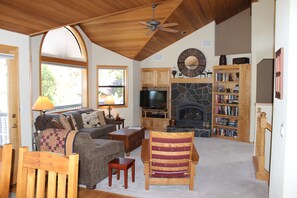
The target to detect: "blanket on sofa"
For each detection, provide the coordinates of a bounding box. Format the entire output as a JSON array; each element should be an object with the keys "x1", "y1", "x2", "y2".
[{"x1": 40, "y1": 128, "x2": 78, "y2": 156}]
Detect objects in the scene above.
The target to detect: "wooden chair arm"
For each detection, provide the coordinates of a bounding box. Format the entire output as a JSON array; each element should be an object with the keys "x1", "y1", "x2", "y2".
[
  {"x1": 191, "y1": 145, "x2": 199, "y2": 164},
  {"x1": 141, "y1": 139, "x2": 149, "y2": 163}
]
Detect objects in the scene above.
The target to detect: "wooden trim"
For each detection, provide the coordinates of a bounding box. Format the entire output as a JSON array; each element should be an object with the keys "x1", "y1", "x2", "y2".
[
  {"x1": 0, "y1": 45, "x2": 18, "y2": 54},
  {"x1": 170, "y1": 78, "x2": 212, "y2": 84},
  {"x1": 98, "y1": 65, "x2": 128, "y2": 69},
  {"x1": 97, "y1": 65, "x2": 128, "y2": 108},
  {"x1": 41, "y1": 56, "x2": 86, "y2": 67},
  {"x1": 66, "y1": 26, "x2": 88, "y2": 61}
]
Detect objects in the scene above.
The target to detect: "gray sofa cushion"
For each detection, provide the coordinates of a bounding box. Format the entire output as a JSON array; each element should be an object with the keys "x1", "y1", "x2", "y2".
[
  {"x1": 78, "y1": 124, "x2": 116, "y2": 139},
  {"x1": 63, "y1": 111, "x2": 84, "y2": 129},
  {"x1": 93, "y1": 138, "x2": 123, "y2": 156}
]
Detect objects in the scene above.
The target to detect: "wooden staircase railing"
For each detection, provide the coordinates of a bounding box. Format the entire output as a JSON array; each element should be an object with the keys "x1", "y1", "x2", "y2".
[{"x1": 253, "y1": 108, "x2": 272, "y2": 181}]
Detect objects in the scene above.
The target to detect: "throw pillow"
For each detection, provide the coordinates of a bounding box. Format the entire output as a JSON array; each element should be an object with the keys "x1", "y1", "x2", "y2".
[
  {"x1": 59, "y1": 114, "x2": 72, "y2": 130},
  {"x1": 51, "y1": 119, "x2": 64, "y2": 129},
  {"x1": 67, "y1": 114, "x2": 78, "y2": 130},
  {"x1": 97, "y1": 111, "x2": 106, "y2": 125},
  {"x1": 81, "y1": 111, "x2": 101, "y2": 128}
]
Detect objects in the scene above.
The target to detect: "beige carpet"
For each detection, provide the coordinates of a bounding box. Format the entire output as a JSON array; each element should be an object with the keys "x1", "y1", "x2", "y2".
[{"x1": 95, "y1": 137, "x2": 269, "y2": 198}]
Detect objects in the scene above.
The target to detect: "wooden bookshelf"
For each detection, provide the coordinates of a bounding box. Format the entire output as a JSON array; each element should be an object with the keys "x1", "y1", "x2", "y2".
[{"x1": 212, "y1": 64, "x2": 251, "y2": 142}]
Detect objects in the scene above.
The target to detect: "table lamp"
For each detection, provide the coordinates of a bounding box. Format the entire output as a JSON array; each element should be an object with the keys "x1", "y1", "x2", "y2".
[
  {"x1": 105, "y1": 96, "x2": 115, "y2": 118},
  {"x1": 32, "y1": 96, "x2": 54, "y2": 130}
]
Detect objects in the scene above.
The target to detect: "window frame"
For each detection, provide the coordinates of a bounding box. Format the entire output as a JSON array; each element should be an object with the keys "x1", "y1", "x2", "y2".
[
  {"x1": 97, "y1": 65, "x2": 128, "y2": 108},
  {"x1": 40, "y1": 26, "x2": 89, "y2": 112}
]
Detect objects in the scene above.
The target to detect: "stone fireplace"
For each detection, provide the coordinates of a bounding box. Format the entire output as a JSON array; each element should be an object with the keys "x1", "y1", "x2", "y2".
[{"x1": 168, "y1": 82, "x2": 212, "y2": 137}]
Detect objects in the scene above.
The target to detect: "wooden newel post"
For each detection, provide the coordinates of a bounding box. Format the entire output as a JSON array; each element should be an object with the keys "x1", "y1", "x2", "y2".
[{"x1": 254, "y1": 109, "x2": 271, "y2": 181}]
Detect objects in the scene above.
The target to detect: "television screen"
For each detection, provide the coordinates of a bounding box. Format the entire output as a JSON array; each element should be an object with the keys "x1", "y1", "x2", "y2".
[{"x1": 140, "y1": 90, "x2": 167, "y2": 109}]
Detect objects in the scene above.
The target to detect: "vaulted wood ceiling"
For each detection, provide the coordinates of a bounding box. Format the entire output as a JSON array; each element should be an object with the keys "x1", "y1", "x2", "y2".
[{"x1": 0, "y1": 0, "x2": 251, "y2": 61}]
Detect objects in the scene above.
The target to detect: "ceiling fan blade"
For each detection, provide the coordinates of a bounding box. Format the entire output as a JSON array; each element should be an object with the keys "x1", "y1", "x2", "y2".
[
  {"x1": 160, "y1": 27, "x2": 179, "y2": 33},
  {"x1": 139, "y1": 21, "x2": 152, "y2": 27},
  {"x1": 162, "y1": 23, "x2": 178, "y2": 28}
]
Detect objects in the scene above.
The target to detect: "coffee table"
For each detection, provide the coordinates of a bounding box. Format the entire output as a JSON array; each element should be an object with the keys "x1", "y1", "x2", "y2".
[{"x1": 108, "y1": 127, "x2": 145, "y2": 156}]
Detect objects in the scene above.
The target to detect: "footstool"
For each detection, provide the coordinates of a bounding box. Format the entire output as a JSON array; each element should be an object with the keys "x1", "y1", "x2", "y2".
[{"x1": 108, "y1": 157, "x2": 135, "y2": 189}]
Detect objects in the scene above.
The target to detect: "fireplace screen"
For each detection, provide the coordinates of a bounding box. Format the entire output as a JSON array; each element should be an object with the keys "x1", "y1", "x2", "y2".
[{"x1": 179, "y1": 107, "x2": 203, "y2": 121}]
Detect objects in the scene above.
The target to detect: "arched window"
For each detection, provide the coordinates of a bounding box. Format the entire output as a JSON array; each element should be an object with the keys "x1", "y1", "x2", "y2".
[{"x1": 40, "y1": 26, "x2": 88, "y2": 111}]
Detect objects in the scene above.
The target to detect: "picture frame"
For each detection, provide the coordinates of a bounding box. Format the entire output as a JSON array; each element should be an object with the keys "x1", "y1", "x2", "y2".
[{"x1": 275, "y1": 47, "x2": 284, "y2": 99}]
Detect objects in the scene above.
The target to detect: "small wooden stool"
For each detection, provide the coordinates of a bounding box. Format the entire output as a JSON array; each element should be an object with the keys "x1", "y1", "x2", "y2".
[{"x1": 108, "y1": 157, "x2": 135, "y2": 189}]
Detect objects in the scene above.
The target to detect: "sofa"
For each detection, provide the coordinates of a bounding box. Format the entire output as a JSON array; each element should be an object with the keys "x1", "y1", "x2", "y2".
[
  {"x1": 34, "y1": 108, "x2": 116, "y2": 139},
  {"x1": 34, "y1": 108, "x2": 125, "y2": 189}
]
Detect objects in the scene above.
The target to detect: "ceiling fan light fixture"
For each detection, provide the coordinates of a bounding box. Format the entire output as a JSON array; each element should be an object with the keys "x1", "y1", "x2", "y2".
[{"x1": 139, "y1": 3, "x2": 179, "y2": 34}]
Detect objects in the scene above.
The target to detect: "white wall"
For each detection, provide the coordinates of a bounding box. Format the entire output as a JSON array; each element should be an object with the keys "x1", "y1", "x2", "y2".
[
  {"x1": 77, "y1": 25, "x2": 142, "y2": 126},
  {"x1": 251, "y1": 0, "x2": 275, "y2": 142},
  {"x1": 132, "y1": 60, "x2": 142, "y2": 125},
  {"x1": 141, "y1": 22, "x2": 217, "y2": 71},
  {"x1": 269, "y1": 0, "x2": 297, "y2": 197},
  {"x1": 30, "y1": 34, "x2": 43, "y2": 138},
  {"x1": 0, "y1": 29, "x2": 31, "y2": 148},
  {"x1": 141, "y1": 21, "x2": 251, "y2": 70}
]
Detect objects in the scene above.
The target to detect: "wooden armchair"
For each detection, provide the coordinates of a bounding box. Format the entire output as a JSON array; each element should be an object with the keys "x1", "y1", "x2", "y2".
[
  {"x1": 16, "y1": 146, "x2": 79, "y2": 198},
  {"x1": 0, "y1": 143, "x2": 13, "y2": 198},
  {"x1": 141, "y1": 131, "x2": 199, "y2": 190}
]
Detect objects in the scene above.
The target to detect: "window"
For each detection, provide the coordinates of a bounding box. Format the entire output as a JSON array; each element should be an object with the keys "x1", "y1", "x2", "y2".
[
  {"x1": 40, "y1": 27, "x2": 88, "y2": 111},
  {"x1": 97, "y1": 66, "x2": 127, "y2": 107}
]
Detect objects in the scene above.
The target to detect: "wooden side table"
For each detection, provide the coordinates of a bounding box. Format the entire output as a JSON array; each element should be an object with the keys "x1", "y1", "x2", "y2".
[{"x1": 108, "y1": 157, "x2": 135, "y2": 189}]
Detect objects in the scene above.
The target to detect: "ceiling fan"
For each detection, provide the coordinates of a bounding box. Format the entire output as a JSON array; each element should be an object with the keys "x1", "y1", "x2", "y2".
[{"x1": 140, "y1": 4, "x2": 179, "y2": 34}]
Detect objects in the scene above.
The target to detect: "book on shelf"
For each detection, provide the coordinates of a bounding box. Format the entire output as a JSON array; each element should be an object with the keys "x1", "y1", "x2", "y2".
[{"x1": 213, "y1": 127, "x2": 238, "y2": 138}]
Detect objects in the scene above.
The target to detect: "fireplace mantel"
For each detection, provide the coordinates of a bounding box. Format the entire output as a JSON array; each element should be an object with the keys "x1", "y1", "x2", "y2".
[{"x1": 170, "y1": 78, "x2": 212, "y2": 84}]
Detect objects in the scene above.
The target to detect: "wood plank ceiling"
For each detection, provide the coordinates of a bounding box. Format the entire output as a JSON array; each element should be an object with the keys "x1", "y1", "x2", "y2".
[{"x1": 0, "y1": 0, "x2": 251, "y2": 61}]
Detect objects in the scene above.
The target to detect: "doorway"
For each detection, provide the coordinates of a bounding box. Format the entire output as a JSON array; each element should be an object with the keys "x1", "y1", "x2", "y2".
[{"x1": 0, "y1": 44, "x2": 20, "y2": 184}]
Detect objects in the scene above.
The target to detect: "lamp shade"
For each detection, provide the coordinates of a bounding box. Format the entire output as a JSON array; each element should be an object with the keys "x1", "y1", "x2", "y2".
[
  {"x1": 105, "y1": 96, "x2": 115, "y2": 105},
  {"x1": 32, "y1": 96, "x2": 54, "y2": 111}
]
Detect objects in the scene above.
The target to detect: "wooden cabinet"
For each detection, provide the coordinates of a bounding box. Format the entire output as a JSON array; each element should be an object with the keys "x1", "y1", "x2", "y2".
[
  {"x1": 141, "y1": 110, "x2": 169, "y2": 131},
  {"x1": 140, "y1": 68, "x2": 170, "y2": 131},
  {"x1": 142, "y1": 117, "x2": 169, "y2": 131},
  {"x1": 212, "y1": 64, "x2": 251, "y2": 142},
  {"x1": 141, "y1": 68, "x2": 170, "y2": 87}
]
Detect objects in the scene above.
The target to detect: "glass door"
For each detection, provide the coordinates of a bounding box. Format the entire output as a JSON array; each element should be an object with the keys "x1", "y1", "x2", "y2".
[
  {"x1": 0, "y1": 58, "x2": 9, "y2": 144},
  {"x1": 0, "y1": 44, "x2": 20, "y2": 185}
]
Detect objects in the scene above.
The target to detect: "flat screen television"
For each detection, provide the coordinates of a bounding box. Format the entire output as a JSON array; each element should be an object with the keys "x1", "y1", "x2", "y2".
[{"x1": 140, "y1": 90, "x2": 167, "y2": 110}]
